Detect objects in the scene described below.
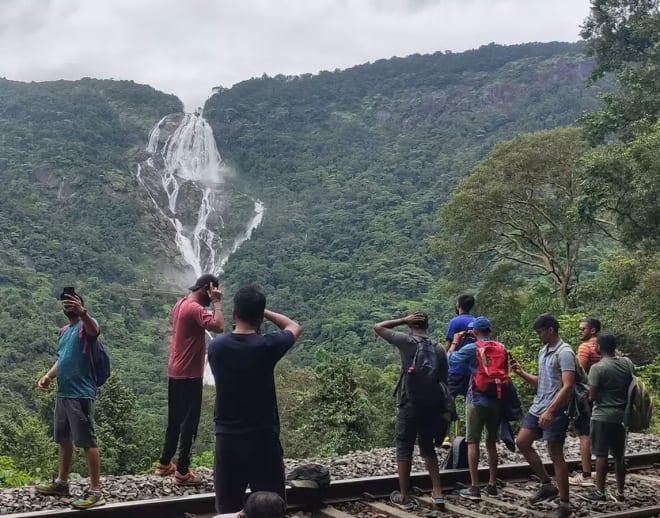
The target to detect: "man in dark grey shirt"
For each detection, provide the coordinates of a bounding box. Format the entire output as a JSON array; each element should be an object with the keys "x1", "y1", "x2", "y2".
[{"x1": 374, "y1": 311, "x2": 448, "y2": 511}]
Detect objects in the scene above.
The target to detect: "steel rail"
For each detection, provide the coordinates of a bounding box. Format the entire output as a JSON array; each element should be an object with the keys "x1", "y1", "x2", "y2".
[{"x1": 5, "y1": 451, "x2": 660, "y2": 518}]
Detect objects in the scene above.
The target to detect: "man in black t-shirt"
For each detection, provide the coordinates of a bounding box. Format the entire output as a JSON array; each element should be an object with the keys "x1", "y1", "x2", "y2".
[{"x1": 208, "y1": 285, "x2": 302, "y2": 514}]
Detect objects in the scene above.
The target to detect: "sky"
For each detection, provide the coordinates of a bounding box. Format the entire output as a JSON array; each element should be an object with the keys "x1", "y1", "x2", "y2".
[{"x1": 0, "y1": 0, "x2": 592, "y2": 110}]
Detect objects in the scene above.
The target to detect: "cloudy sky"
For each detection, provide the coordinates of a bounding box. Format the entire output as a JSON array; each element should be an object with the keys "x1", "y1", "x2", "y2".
[{"x1": 1, "y1": 0, "x2": 591, "y2": 110}]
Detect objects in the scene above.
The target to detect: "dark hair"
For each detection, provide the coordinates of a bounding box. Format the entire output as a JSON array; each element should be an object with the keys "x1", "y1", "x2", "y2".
[
  {"x1": 234, "y1": 284, "x2": 266, "y2": 329},
  {"x1": 597, "y1": 332, "x2": 617, "y2": 354},
  {"x1": 580, "y1": 317, "x2": 601, "y2": 333},
  {"x1": 244, "y1": 491, "x2": 286, "y2": 518},
  {"x1": 533, "y1": 313, "x2": 559, "y2": 333},
  {"x1": 412, "y1": 312, "x2": 429, "y2": 330},
  {"x1": 457, "y1": 294, "x2": 475, "y2": 312}
]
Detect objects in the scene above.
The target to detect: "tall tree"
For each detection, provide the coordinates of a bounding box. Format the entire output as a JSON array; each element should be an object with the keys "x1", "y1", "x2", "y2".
[
  {"x1": 579, "y1": 0, "x2": 660, "y2": 245},
  {"x1": 435, "y1": 128, "x2": 590, "y2": 307}
]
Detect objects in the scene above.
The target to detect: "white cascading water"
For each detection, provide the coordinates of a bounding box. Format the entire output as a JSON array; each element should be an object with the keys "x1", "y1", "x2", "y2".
[{"x1": 138, "y1": 112, "x2": 265, "y2": 384}]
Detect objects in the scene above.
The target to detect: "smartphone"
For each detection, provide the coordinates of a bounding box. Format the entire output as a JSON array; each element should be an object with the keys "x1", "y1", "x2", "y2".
[{"x1": 60, "y1": 287, "x2": 76, "y2": 300}]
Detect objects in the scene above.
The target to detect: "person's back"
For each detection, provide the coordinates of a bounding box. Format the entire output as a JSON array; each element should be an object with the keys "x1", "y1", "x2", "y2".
[
  {"x1": 590, "y1": 356, "x2": 632, "y2": 422},
  {"x1": 210, "y1": 331, "x2": 292, "y2": 433}
]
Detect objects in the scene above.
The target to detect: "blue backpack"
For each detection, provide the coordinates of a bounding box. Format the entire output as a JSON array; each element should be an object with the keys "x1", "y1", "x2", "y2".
[{"x1": 59, "y1": 323, "x2": 111, "y2": 387}]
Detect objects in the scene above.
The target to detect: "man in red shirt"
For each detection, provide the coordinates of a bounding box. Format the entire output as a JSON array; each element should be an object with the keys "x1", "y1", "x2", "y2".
[
  {"x1": 570, "y1": 317, "x2": 601, "y2": 487},
  {"x1": 155, "y1": 274, "x2": 224, "y2": 485}
]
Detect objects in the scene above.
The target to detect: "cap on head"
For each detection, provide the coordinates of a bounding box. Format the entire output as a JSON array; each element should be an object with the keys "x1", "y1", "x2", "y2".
[
  {"x1": 189, "y1": 274, "x2": 219, "y2": 291},
  {"x1": 473, "y1": 316, "x2": 491, "y2": 331}
]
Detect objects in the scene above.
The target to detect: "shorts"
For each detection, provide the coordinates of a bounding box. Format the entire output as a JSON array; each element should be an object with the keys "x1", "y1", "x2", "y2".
[
  {"x1": 465, "y1": 403, "x2": 500, "y2": 444},
  {"x1": 395, "y1": 403, "x2": 449, "y2": 461},
  {"x1": 54, "y1": 397, "x2": 97, "y2": 448},
  {"x1": 591, "y1": 420, "x2": 627, "y2": 458},
  {"x1": 214, "y1": 431, "x2": 285, "y2": 514},
  {"x1": 574, "y1": 413, "x2": 591, "y2": 436},
  {"x1": 521, "y1": 411, "x2": 569, "y2": 444}
]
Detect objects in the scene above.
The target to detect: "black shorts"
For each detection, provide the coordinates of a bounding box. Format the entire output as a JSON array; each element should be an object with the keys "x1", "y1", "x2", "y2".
[
  {"x1": 591, "y1": 420, "x2": 626, "y2": 458},
  {"x1": 395, "y1": 403, "x2": 449, "y2": 461},
  {"x1": 214, "y1": 431, "x2": 285, "y2": 514},
  {"x1": 54, "y1": 398, "x2": 97, "y2": 448}
]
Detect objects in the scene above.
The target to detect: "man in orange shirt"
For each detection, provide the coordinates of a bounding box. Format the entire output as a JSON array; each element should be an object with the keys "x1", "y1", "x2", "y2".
[{"x1": 569, "y1": 317, "x2": 601, "y2": 487}]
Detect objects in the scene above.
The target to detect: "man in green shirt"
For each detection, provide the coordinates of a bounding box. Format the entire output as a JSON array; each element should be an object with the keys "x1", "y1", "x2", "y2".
[{"x1": 581, "y1": 333, "x2": 634, "y2": 503}]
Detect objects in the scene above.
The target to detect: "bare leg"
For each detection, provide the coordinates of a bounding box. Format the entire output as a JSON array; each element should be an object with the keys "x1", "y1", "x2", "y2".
[
  {"x1": 424, "y1": 455, "x2": 444, "y2": 498},
  {"x1": 84, "y1": 447, "x2": 101, "y2": 491},
  {"x1": 548, "y1": 441, "x2": 569, "y2": 502},
  {"x1": 580, "y1": 435, "x2": 592, "y2": 475},
  {"x1": 613, "y1": 456, "x2": 625, "y2": 495},
  {"x1": 57, "y1": 441, "x2": 74, "y2": 482},
  {"x1": 594, "y1": 456, "x2": 608, "y2": 493},
  {"x1": 485, "y1": 440, "x2": 498, "y2": 486},
  {"x1": 467, "y1": 443, "x2": 479, "y2": 488},
  {"x1": 397, "y1": 460, "x2": 411, "y2": 500},
  {"x1": 515, "y1": 428, "x2": 550, "y2": 483}
]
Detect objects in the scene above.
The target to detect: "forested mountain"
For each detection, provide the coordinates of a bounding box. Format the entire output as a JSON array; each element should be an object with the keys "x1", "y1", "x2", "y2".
[
  {"x1": 0, "y1": 41, "x2": 634, "y2": 478},
  {"x1": 205, "y1": 42, "x2": 607, "y2": 365}
]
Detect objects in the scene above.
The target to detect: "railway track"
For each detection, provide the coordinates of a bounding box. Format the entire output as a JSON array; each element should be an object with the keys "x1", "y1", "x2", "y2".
[{"x1": 5, "y1": 451, "x2": 660, "y2": 518}]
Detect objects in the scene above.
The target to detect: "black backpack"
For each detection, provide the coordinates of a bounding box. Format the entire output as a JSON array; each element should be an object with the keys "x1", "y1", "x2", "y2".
[
  {"x1": 286, "y1": 464, "x2": 331, "y2": 511},
  {"x1": 401, "y1": 336, "x2": 450, "y2": 412},
  {"x1": 441, "y1": 436, "x2": 469, "y2": 470}
]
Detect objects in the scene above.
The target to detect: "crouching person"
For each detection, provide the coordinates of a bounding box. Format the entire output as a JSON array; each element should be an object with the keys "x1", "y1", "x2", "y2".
[
  {"x1": 214, "y1": 491, "x2": 287, "y2": 518},
  {"x1": 374, "y1": 312, "x2": 449, "y2": 511},
  {"x1": 36, "y1": 290, "x2": 105, "y2": 509}
]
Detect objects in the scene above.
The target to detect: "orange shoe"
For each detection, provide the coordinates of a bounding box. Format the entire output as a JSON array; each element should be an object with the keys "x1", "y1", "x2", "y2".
[
  {"x1": 155, "y1": 461, "x2": 176, "y2": 476},
  {"x1": 174, "y1": 469, "x2": 203, "y2": 486}
]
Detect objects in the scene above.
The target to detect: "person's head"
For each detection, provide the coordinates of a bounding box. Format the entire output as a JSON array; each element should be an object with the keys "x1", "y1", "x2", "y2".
[
  {"x1": 596, "y1": 332, "x2": 617, "y2": 356},
  {"x1": 242, "y1": 491, "x2": 286, "y2": 518},
  {"x1": 472, "y1": 316, "x2": 491, "y2": 338},
  {"x1": 233, "y1": 284, "x2": 266, "y2": 331},
  {"x1": 189, "y1": 273, "x2": 220, "y2": 306},
  {"x1": 533, "y1": 313, "x2": 560, "y2": 345},
  {"x1": 456, "y1": 294, "x2": 475, "y2": 315},
  {"x1": 579, "y1": 317, "x2": 601, "y2": 340},
  {"x1": 409, "y1": 311, "x2": 429, "y2": 331}
]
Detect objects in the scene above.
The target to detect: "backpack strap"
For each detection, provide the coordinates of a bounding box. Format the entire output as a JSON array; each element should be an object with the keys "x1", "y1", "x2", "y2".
[{"x1": 392, "y1": 335, "x2": 431, "y2": 398}]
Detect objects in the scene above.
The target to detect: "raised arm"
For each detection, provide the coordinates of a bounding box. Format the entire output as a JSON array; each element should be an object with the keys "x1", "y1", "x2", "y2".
[
  {"x1": 374, "y1": 312, "x2": 424, "y2": 339},
  {"x1": 511, "y1": 357, "x2": 539, "y2": 387},
  {"x1": 204, "y1": 284, "x2": 225, "y2": 333},
  {"x1": 264, "y1": 309, "x2": 301, "y2": 340}
]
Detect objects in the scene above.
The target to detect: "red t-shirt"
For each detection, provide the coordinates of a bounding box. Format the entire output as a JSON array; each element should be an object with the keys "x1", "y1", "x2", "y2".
[{"x1": 168, "y1": 297, "x2": 214, "y2": 379}]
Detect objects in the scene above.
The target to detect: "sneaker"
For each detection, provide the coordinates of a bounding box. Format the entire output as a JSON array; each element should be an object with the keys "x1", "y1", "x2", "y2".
[
  {"x1": 529, "y1": 482, "x2": 559, "y2": 504},
  {"x1": 390, "y1": 490, "x2": 417, "y2": 510},
  {"x1": 579, "y1": 489, "x2": 607, "y2": 503},
  {"x1": 174, "y1": 469, "x2": 204, "y2": 486},
  {"x1": 71, "y1": 489, "x2": 106, "y2": 509},
  {"x1": 568, "y1": 472, "x2": 595, "y2": 487},
  {"x1": 35, "y1": 480, "x2": 70, "y2": 497},
  {"x1": 486, "y1": 484, "x2": 498, "y2": 496},
  {"x1": 611, "y1": 491, "x2": 625, "y2": 503},
  {"x1": 460, "y1": 486, "x2": 481, "y2": 501},
  {"x1": 155, "y1": 461, "x2": 176, "y2": 476},
  {"x1": 549, "y1": 501, "x2": 571, "y2": 518}
]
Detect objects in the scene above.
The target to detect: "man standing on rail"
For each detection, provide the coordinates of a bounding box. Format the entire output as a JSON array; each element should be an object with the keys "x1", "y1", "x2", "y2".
[
  {"x1": 374, "y1": 311, "x2": 449, "y2": 511},
  {"x1": 208, "y1": 284, "x2": 301, "y2": 514},
  {"x1": 155, "y1": 274, "x2": 224, "y2": 485},
  {"x1": 580, "y1": 333, "x2": 633, "y2": 503},
  {"x1": 570, "y1": 317, "x2": 602, "y2": 487},
  {"x1": 35, "y1": 290, "x2": 105, "y2": 509},
  {"x1": 448, "y1": 317, "x2": 506, "y2": 500},
  {"x1": 512, "y1": 314, "x2": 575, "y2": 518}
]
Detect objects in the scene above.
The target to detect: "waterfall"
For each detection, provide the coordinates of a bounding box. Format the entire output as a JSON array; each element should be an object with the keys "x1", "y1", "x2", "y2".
[{"x1": 138, "y1": 112, "x2": 265, "y2": 385}]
